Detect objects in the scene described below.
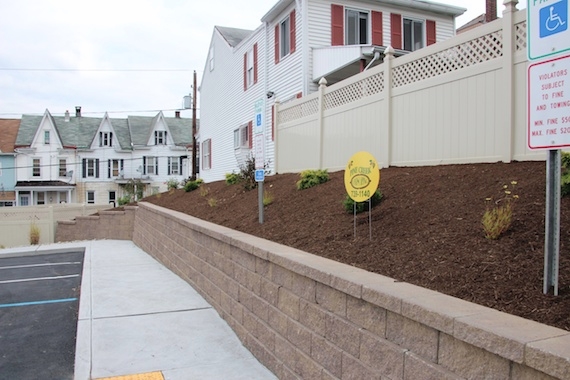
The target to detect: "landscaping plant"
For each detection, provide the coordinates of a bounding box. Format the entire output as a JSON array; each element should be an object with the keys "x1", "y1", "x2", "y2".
[
  {"x1": 342, "y1": 189, "x2": 383, "y2": 213},
  {"x1": 296, "y1": 169, "x2": 329, "y2": 190},
  {"x1": 482, "y1": 181, "x2": 519, "y2": 239}
]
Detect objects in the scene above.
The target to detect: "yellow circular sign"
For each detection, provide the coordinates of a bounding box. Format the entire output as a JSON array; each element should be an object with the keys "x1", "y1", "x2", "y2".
[{"x1": 344, "y1": 151, "x2": 380, "y2": 202}]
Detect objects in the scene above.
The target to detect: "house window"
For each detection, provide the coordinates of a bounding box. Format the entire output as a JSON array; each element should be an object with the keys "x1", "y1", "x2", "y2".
[
  {"x1": 37, "y1": 192, "x2": 45, "y2": 205},
  {"x1": 144, "y1": 156, "x2": 158, "y2": 175},
  {"x1": 202, "y1": 139, "x2": 211, "y2": 170},
  {"x1": 275, "y1": 10, "x2": 296, "y2": 63},
  {"x1": 99, "y1": 132, "x2": 113, "y2": 147},
  {"x1": 154, "y1": 131, "x2": 167, "y2": 145},
  {"x1": 82, "y1": 158, "x2": 100, "y2": 178},
  {"x1": 33, "y1": 158, "x2": 41, "y2": 177},
  {"x1": 59, "y1": 159, "x2": 67, "y2": 177},
  {"x1": 167, "y1": 157, "x2": 180, "y2": 175},
  {"x1": 44, "y1": 130, "x2": 50, "y2": 144},
  {"x1": 87, "y1": 191, "x2": 95, "y2": 204},
  {"x1": 108, "y1": 159, "x2": 124, "y2": 178},
  {"x1": 234, "y1": 124, "x2": 249, "y2": 149},
  {"x1": 403, "y1": 18, "x2": 424, "y2": 51},
  {"x1": 109, "y1": 191, "x2": 116, "y2": 206},
  {"x1": 280, "y1": 16, "x2": 291, "y2": 58},
  {"x1": 0, "y1": 162, "x2": 3, "y2": 176},
  {"x1": 247, "y1": 49, "x2": 254, "y2": 86},
  {"x1": 346, "y1": 9, "x2": 369, "y2": 45}
]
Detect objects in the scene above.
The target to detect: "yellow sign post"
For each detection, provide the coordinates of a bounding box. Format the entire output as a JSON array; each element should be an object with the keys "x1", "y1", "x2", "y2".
[{"x1": 344, "y1": 151, "x2": 380, "y2": 239}]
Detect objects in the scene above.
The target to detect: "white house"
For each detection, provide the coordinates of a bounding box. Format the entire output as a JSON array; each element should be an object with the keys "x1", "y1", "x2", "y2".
[
  {"x1": 14, "y1": 108, "x2": 195, "y2": 206},
  {"x1": 199, "y1": 0, "x2": 466, "y2": 182}
]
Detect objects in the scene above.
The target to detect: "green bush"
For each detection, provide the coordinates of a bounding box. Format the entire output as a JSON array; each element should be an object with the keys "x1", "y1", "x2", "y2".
[
  {"x1": 166, "y1": 178, "x2": 179, "y2": 190},
  {"x1": 225, "y1": 172, "x2": 240, "y2": 185},
  {"x1": 118, "y1": 195, "x2": 132, "y2": 206},
  {"x1": 342, "y1": 189, "x2": 383, "y2": 214},
  {"x1": 296, "y1": 169, "x2": 329, "y2": 190},
  {"x1": 562, "y1": 152, "x2": 570, "y2": 196},
  {"x1": 184, "y1": 179, "x2": 202, "y2": 192}
]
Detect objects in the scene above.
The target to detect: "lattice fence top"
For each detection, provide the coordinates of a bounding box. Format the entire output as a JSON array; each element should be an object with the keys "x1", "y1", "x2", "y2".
[
  {"x1": 515, "y1": 21, "x2": 527, "y2": 52},
  {"x1": 278, "y1": 97, "x2": 319, "y2": 124},
  {"x1": 393, "y1": 30, "x2": 503, "y2": 88},
  {"x1": 323, "y1": 72, "x2": 384, "y2": 110}
]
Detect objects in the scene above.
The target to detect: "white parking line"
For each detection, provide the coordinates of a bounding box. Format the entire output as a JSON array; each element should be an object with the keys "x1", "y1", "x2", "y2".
[
  {"x1": 0, "y1": 262, "x2": 82, "y2": 270},
  {"x1": 0, "y1": 274, "x2": 80, "y2": 284}
]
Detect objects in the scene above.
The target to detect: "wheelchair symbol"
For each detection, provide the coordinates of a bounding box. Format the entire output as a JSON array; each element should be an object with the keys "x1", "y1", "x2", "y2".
[
  {"x1": 540, "y1": 0, "x2": 568, "y2": 38},
  {"x1": 546, "y1": 6, "x2": 566, "y2": 31}
]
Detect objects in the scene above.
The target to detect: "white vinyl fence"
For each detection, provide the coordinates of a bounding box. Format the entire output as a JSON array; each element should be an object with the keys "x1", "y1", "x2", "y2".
[
  {"x1": 0, "y1": 204, "x2": 106, "y2": 248},
  {"x1": 275, "y1": 1, "x2": 545, "y2": 173}
]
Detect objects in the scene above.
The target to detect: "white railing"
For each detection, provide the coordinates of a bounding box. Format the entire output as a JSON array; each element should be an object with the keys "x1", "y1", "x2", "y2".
[{"x1": 275, "y1": 1, "x2": 542, "y2": 173}]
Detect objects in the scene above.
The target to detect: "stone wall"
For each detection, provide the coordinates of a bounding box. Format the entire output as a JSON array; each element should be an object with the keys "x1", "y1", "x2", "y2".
[
  {"x1": 132, "y1": 202, "x2": 570, "y2": 380},
  {"x1": 56, "y1": 206, "x2": 137, "y2": 242}
]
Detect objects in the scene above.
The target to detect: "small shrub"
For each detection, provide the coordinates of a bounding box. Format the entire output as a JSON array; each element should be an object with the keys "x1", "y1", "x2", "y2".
[
  {"x1": 208, "y1": 197, "x2": 217, "y2": 207},
  {"x1": 30, "y1": 223, "x2": 40, "y2": 245},
  {"x1": 343, "y1": 189, "x2": 383, "y2": 213},
  {"x1": 296, "y1": 169, "x2": 329, "y2": 190},
  {"x1": 482, "y1": 181, "x2": 519, "y2": 239},
  {"x1": 225, "y1": 172, "x2": 240, "y2": 185},
  {"x1": 118, "y1": 195, "x2": 132, "y2": 206},
  {"x1": 184, "y1": 179, "x2": 202, "y2": 192},
  {"x1": 166, "y1": 178, "x2": 179, "y2": 190},
  {"x1": 200, "y1": 186, "x2": 210, "y2": 197},
  {"x1": 263, "y1": 190, "x2": 274, "y2": 206}
]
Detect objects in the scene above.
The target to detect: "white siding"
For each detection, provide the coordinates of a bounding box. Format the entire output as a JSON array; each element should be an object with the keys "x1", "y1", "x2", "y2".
[{"x1": 199, "y1": 27, "x2": 267, "y2": 182}]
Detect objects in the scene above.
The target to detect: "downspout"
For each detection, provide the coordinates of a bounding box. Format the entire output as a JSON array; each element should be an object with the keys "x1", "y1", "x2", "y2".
[{"x1": 299, "y1": 0, "x2": 308, "y2": 96}]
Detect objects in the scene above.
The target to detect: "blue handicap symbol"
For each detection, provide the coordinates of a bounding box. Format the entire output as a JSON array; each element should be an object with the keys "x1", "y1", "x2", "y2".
[
  {"x1": 256, "y1": 113, "x2": 262, "y2": 127},
  {"x1": 540, "y1": 0, "x2": 568, "y2": 38}
]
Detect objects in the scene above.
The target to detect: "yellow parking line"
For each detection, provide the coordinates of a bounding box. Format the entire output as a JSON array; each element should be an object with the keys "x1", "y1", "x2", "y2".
[{"x1": 94, "y1": 371, "x2": 164, "y2": 380}]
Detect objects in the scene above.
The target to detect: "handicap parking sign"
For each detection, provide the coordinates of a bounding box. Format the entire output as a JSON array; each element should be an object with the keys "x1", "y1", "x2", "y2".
[
  {"x1": 540, "y1": 0, "x2": 568, "y2": 38},
  {"x1": 528, "y1": 0, "x2": 570, "y2": 60}
]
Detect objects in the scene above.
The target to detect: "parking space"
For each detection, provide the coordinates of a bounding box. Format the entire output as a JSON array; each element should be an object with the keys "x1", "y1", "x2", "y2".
[{"x1": 0, "y1": 250, "x2": 84, "y2": 379}]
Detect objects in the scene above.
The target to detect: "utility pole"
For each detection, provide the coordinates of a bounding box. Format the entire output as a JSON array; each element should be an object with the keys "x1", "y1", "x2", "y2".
[{"x1": 191, "y1": 70, "x2": 199, "y2": 180}]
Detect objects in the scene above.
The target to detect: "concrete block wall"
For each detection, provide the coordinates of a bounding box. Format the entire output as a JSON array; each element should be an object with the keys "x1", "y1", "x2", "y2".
[
  {"x1": 56, "y1": 206, "x2": 137, "y2": 242},
  {"x1": 132, "y1": 202, "x2": 570, "y2": 380}
]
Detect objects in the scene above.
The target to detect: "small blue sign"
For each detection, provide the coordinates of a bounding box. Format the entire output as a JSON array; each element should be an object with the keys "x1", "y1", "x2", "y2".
[
  {"x1": 540, "y1": 0, "x2": 568, "y2": 38},
  {"x1": 256, "y1": 113, "x2": 262, "y2": 127},
  {"x1": 255, "y1": 169, "x2": 265, "y2": 182}
]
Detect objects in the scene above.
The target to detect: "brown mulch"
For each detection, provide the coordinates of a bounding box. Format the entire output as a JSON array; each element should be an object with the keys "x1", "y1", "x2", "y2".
[{"x1": 143, "y1": 161, "x2": 570, "y2": 331}]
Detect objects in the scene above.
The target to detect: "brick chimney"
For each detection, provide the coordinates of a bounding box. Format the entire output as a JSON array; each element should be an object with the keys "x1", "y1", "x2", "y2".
[
  {"x1": 75, "y1": 106, "x2": 82, "y2": 117},
  {"x1": 175, "y1": 110, "x2": 181, "y2": 118},
  {"x1": 485, "y1": 0, "x2": 497, "y2": 23}
]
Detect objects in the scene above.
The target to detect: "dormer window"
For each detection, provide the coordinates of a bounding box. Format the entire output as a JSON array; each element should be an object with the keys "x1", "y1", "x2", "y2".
[
  {"x1": 99, "y1": 132, "x2": 113, "y2": 147},
  {"x1": 44, "y1": 130, "x2": 50, "y2": 144},
  {"x1": 155, "y1": 131, "x2": 167, "y2": 145}
]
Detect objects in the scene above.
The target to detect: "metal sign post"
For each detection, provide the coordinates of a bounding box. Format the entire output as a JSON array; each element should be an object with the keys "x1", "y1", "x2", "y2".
[{"x1": 544, "y1": 149, "x2": 561, "y2": 295}]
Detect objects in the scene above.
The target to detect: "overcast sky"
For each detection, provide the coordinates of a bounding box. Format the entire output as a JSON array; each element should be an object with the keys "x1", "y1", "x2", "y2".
[{"x1": 0, "y1": 0, "x2": 526, "y2": 119}]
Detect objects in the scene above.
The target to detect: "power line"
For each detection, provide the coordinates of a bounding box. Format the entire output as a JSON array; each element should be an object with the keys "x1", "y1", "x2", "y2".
[{"x1": 0, "y1": 68, "x2": 193, "y2": 72}]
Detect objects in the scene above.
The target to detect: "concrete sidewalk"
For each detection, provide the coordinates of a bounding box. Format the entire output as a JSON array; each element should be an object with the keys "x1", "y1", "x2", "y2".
[{"x1": 0, "y1": 240, "x2": 277, "y2": 380}]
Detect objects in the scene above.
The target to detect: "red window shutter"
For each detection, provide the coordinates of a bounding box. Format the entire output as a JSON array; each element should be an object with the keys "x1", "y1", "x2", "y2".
[
  {"x1": 243, "y1": 53, "x2": 247, "y2": 90},
  {"x1": 271, "y1": 105, "x2": 275, "y2": 141},
  {"x1": 390, "y1": 13, "x2": 402, "y2": 50},
  {"x1": 248, "y1": 121, "x2": 253, "y2": 149},
  {"x1": 371, "y1": 11, "x2": 383, "y2": 46},
  {"x1": 290, "y1": 9, "x2": 296, "y2": 53},
  {"x1": 274, "y1": 24, "x2": 280, "y2": 64},
  {"x1": 331, "y1": 4, "x2": 344, "y2": 46},
  {"x1": 296, "y1": 92, "x2": 302, "y2": 98},
  {"x1": 426, "y1": 20, "x2": 436, "y2": 46},
  {"x1": 253, "y1": 43, "x2": 258, "y2": 84}
]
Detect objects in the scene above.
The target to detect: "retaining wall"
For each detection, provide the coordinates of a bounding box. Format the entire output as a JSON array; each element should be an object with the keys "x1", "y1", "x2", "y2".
[
  {"x1": 56, "y1": 206, "x2": 137, "y2": 242},
  {"x1": 131, "y1": 202, "x2": 570, "y2": 380}
]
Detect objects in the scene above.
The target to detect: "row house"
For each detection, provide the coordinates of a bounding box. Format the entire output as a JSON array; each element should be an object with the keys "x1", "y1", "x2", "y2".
[
  {"x1": 199, "y1": 0, "x2": 466, "y2": 182},
  {"x1": 0, "y1": 119, "x2": 19, "y2": 206},
  {"x1": 13, "y1": 107, "x2": 195, "y2": 206}
]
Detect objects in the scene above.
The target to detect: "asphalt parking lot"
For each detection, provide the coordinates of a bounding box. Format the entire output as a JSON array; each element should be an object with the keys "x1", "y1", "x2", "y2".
[{"x1": 0, "y1": 249, "x2": 84, "y2": 380}]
